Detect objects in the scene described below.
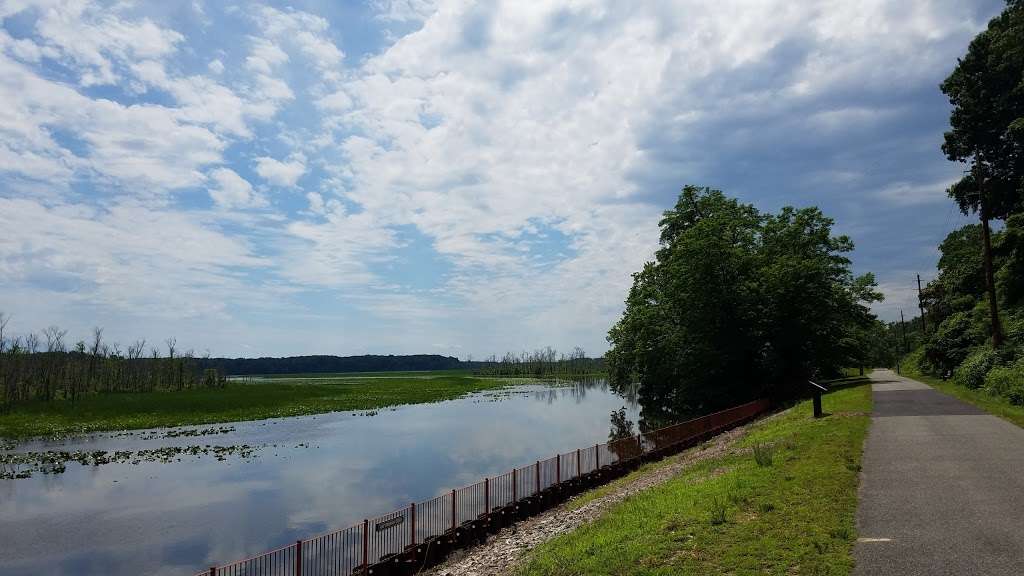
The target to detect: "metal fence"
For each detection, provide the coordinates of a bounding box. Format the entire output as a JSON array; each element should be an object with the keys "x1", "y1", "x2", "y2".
[{"x1": 195, "y1": 398, "x2": 769, "y2": 576}]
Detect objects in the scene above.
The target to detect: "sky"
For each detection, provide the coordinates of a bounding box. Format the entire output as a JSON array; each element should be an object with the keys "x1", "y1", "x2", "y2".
[{"x1": 0, "y1": 0, "x2": 1006, "y2": 359}]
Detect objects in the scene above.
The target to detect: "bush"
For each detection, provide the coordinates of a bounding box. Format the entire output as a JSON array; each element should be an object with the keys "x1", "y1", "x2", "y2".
[
  {"x1": 952, "y1": 346, "x2": 997, "y2": 389},
  {"x1": 984, "y1": 361, "x2": 1024, "y2": 405},
  {"x1": 924, "y1": 311, "x2": 985, "y2": 377},
  {"x1": 1005, "y1": 313, "x2": 1024, "y2": 345}
]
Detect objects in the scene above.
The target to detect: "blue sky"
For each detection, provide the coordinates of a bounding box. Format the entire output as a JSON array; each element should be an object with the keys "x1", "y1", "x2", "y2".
[{"x1": 0, "y1": 0, "x2": 1004, "y2": 358}]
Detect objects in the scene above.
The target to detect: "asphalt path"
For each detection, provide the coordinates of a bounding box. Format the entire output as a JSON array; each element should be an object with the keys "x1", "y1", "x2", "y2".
[{"x1": 854, "y1": 369, "x2": 1024, "y2": 575}]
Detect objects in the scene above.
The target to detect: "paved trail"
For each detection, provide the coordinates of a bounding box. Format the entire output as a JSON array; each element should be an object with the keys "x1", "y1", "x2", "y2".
[{"x1": 855, "y1": 369, "x2": 1024, "y2": 575}]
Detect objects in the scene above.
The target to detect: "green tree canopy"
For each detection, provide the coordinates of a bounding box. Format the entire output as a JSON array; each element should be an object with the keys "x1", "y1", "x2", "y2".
[
  {"x1": 606, "y1": 186, "x2": 881, "y2": 422},
  {"x1": 941, "y1": 0, "x2": 1024, "y2": 218}
]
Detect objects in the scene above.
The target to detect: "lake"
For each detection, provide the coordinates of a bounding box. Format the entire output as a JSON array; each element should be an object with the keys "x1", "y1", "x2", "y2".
[{"x1": 0, "y1": 379, "x2": 638, "y2": 576}]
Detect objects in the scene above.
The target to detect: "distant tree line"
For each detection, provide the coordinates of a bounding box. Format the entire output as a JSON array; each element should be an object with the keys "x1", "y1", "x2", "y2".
[
  {"x1": 196, "y1": 354, "x2": 464, "y2": 375},
  {"x1": 469, "y1": 347, "x2": 604, "y2": 377},
  {"x1": 0, "y1": 316, "x2": 223, "y2": 411}
]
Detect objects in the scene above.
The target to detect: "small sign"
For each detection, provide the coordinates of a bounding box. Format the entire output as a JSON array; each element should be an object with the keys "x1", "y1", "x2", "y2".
[
  {"x1": 375, "y1": 516, "x2": 405, "y2": 532},
  {"x1": 808, "y1": 380, "x2": 828, "y2": 392}
]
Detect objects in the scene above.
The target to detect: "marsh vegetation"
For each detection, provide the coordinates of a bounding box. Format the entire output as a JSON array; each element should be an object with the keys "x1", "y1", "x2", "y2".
[{"x1": 0, "y1": 317, "x2": 226, "y2": 413}]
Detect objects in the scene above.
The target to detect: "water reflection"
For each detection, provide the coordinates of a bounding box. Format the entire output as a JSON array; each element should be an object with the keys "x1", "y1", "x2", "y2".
[{"x1": 0, "y1": 379, "x2": 637, "y2": 576}]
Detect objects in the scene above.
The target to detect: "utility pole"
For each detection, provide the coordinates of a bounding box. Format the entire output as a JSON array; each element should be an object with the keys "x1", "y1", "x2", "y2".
[
  {"x1": 979, "y1": 189, "x2": 1004, "y2": 348},
  {"x1": 916, "y1": 274, "x2": 927, "y2": 336},
  {"x1": 899, "y1": 309, "x2": 910, "y2": 354}
]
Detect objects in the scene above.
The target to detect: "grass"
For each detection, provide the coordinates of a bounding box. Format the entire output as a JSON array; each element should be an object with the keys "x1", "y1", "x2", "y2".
[
  {"x1": 515, "y1": 379, "x2": 872, "y2": 576},
  {"x1": 0, "y1": 373, "x2": 512, "y2": 439},
  {"x1": 900, "y1": 354, "x2": 1024, "y2": 429}
]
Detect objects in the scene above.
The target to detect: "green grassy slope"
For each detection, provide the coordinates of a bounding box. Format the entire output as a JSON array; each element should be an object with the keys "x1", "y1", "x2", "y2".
[{"x1": 516, "y1": 380, "x2": 872, "y2": 576}]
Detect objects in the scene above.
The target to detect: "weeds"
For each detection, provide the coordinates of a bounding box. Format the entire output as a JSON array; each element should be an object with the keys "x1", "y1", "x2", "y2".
[
  {"x1": 709, "y1": 496, "x2": 728, "y2": 525},
  {"x1": 753, "y1": 442, "x2": 774, "y2": 467}
]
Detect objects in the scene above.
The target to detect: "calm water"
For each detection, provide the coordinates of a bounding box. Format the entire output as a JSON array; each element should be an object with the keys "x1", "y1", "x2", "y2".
[{"x1": 0, "y1": 380, "x2": 638, "y2": 576}]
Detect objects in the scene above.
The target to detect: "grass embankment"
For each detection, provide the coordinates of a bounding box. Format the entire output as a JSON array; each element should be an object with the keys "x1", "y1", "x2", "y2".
[
  {"x1": 0, "y1": 374, "x2": 508, "y2": 439},
  {"x1": 516, "y1": 379, "x2": 872, "y2": 576},
  {"x1": 900, "y1": 352, "x2": 1024, "y2": 429}
]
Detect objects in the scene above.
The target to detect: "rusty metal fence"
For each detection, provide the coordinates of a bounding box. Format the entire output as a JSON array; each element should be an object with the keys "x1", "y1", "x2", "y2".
[{"x1": 195, "y1": 398, "x2": 769, "y2": 576}]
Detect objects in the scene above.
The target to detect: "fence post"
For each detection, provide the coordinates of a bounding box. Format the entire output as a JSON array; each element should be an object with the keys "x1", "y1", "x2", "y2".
[
  {"x1": 295, "y1": 540, "x2": 302, "y2": 576},
  {"x1": 451, "y1": 489, "x2": 456, "y2": 530},
  {"x1": 637, "y1": 433, "x2": 643, "y2": 455},
  {"x1": 535, "y1": 461, "x2": 540, "y2": 494},
  {"x1": 576, "y1": 448, "x2": 581, "y2": 477},
  {"x1": 410, "y1": 502, "x2": 416, "y2": 545},
  {"x1": 595, "y1": 444, "x2": 600, "y2": 470},
  {"x1": 209, "y1": 568, "x2": 216, "y2": 576},
  {"x1": 362, "y1": 519, "x2": 369, "y2": 570},
  {"x1": 484, "y1": 477, "x2": 489, "y2": 515},
  {"x1": 512, "y1": 468, "x2": 517, "y2": 502},
  {"x1": 556, "y1": 454, "x2": 561, "y2": 484}
]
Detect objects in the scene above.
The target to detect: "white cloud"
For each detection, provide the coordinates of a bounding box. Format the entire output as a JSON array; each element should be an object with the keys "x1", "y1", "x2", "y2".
[
  {"x1": 302, "y1": 0, "x2": 994, "y2": 349},
  {"x1": 875, "y1": 178, "x2": 958, "y2": 206},
  {"x1": 31, "y1": 0, "x2": 184, "y2": 86},
  {"x1": 0, "y1": 1, "x2": 300, "y2": 197},
  {"x1": 209, "y1": 167, "x2": 264, "y2": 208},
  {"x1": 316, "y1": 89, "x2": 353, "y2": 112},
  {"x1": 245, "y1": 37, "x2": 288, "y2": 75},
  {"x1": 254, "y1": 154, "x2": 307, "y2": 187},
  {"x1": 283, "y1": 206, "x2": 397, "y2": 287},
  {"x1": 252, "y1": 5, "x2": 344, "y2": 80},
  {"x1": 372, "y1": 0, "x2": 439, "y2": 23},
  {"x1": 0, "y1": 53, "x2": 225, "y2": 191},
  {"x1": 0, "y1": 197, "x2": 268, "y2": 319},
  {"x1": 0, "y1": 0, "x2": 1002, "y2": 355}
]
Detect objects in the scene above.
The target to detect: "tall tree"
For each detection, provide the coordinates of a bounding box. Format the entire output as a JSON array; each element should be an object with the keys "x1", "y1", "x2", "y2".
[
  {"x1": 941, "y1": 0, "x2": 1024, "y2": 346},
  {"x1": 606, "y1": 187, "x2": 762, "y2": 423},
  {"x1": 607, "y1": 186, "x2": 881, "y2": 424}
]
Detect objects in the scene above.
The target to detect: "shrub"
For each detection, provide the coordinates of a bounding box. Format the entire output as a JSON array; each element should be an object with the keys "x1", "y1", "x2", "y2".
[
  {"x1": 924, "y1": 311, "x2": 985, "y2": 377},
  {"x1": 984, "y1": 361, "x2": 1024, "y2": 405},
  {"x1": 1005, "y1": 313, "x2": 1024, "y2": 345},
  {"x1": 952, "y1": 346, "x2": 997, "y2": 389}
]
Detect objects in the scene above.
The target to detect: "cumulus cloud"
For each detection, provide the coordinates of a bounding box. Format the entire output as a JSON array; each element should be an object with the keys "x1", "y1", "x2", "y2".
[
  {"x1": 209, "y1": 168, "x2": 264, "y2": 208},
  {"x1": 245, "y1": 37, "x2": 288, "y2": 75},
  {"x1": 0, "y1": 1, "x2": 302, "y2": 197},
  {"x1": 309, "y1": 0, "x2": 998, "y2": 340},
  {"x1": 0, "y1": 0, "x2": 1006, "y2": 356},
  {"x1": 0, "y1": 52, "x2": 224, "y2": 191},
  {"x1": 283, "y1": 206, "x2": 397, "y2": 287},
  {"x1": 372, "y1": 0, "x2": 439, "y2": 23},
  {"x1": 252, "y1": 5, "x2": 344, "y2": 80},
  {"x1": 0, "y1": 197, "x2": 268, "y2": 318},
  {"x1": 30, "y1": 0, "x2": 183, "y2": 86},
  {"x1": 254, "y1": 155, "x2": 307, "y2": 187}
]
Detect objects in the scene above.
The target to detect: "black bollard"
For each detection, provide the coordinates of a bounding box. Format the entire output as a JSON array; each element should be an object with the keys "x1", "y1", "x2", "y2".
[{"x1": 808, "y1": 381, "x2": 828, "y2": 418}]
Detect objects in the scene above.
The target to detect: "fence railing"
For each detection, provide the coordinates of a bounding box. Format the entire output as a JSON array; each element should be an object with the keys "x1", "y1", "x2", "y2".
[{"x1": 195, "y1": 398, "x2": 769, "y2": 576}]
